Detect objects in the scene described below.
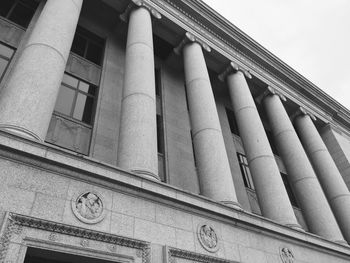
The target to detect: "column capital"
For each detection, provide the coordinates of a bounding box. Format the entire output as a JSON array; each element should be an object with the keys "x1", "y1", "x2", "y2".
[
  {"x1": 291, "y1": 107, "x2": 317, "y2": 122},
  {"x1": 120, "y1": 0, "x2": 162, "y2": 22},
  {"x1": 256, "y1": 86, "x2": 287, "y2": 104},
  {"x1": 174, "y1": 32, "x2": 211, "y2": 55},
  {"x1": 218, "y1": 61, "x2": 251, "y2": 82}
]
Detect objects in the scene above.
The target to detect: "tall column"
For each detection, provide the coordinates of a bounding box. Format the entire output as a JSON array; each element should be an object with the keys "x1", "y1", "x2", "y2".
[
  {"x1": 0, "y1": 0, "x2": 83, "y2": 141},
  {"x1": 178, "y1": 33, "x2": 240, "y2": 208},
  {"x1": 263, "y1": 91, "x2": 345, "y2": 243},
  {"x1": 295, "y1": 109, "x2": 350, "y2": 243},
  {"x1": 118, "y1": 6, "x2": 160, "y2": 180},
  {"x1": 222, "y1": 63, "x2": 300, "y2": 228}
]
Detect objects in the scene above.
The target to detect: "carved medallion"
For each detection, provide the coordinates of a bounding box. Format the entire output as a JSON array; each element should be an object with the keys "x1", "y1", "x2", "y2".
[
  {"x1": 71, "y1": 191, "x2": 105, "y2": 224},
  {"x1": 279, "y1": 247, "x2": 294, "y2": 263},
  {"x1": 80, "y1": 239, "x2": 90, "y2": 247},
  {"x1": 107, "y1": 244, "x2": 117, "y2": 253},
  {"x1": 48, "y1": 232, "x2": 59, "y2": 242},
  {"x1": 197, "y1": 224, "x2": 219, "y2": 252}
]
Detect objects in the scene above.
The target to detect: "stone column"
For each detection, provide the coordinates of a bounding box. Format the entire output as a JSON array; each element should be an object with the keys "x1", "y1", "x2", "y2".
[
  {"x1": 178, "y1": 33, "x2": 240, "y2": 208},
  {"x1": 295, "y1": 109, "x2": 350, "y2": 243},
  {"x1": 263, "y1": 91, "x2": 345, "y2": 243},
  {"x1": 222, "y1": 63, "x2": 300, "y2": 228},
  {"x1": 0, "y1": 0, "x2": 83, "y2": 141},
  {"x1": 117, "y1": 5, "x2": 160, "y2": 180}
]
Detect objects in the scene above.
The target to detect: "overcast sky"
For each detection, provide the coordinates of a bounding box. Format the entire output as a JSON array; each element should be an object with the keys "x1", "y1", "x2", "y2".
[{"x1": 202, "y1": 0, "x2": 350, "y2": 110}]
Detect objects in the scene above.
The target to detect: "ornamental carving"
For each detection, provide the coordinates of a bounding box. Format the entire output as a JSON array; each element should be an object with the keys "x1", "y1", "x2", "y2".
[
  {"x1": 71, "y1": 191, "x2": 105, "y2": 224},
  {"x1": 279, "y1": 247, "x2": 294, "y2": 263},
  {"x1": 197, "y1": 224, "x2": 219, "y2": 252},
  {"x1": 80, "y1": 239, "x2": 90, "y2": 247},
  {"x1": 48, "y1": 232, "x2": 59, "y2": 242}
]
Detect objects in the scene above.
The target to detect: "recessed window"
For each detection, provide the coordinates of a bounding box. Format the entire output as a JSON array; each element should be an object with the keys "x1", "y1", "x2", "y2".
[
  {"x1": 0, "y1": 0, "x2": 39, "y2": 28},
  {"x1": 54, "y1": 73, "x2": 97, "y2": 125},
  {"x1": 266, "y1": 130, "x2": 279, "y2": 155},
  {"x1": 71, "y1": 26, "x2": 104, "y2": 66},
  {"x1": 0, "y1": 42, "x2": 15, "y2": 81},
  {"x1": 225, "y1": 107, "x2": 239, "y2": 135},
  {"x1": 156, "y1": 67, "x2": 166, "y2": 181},
  {"x1": 281, "y1": 173, "x2": 299, "y2": 207},
  {"x1": 237, "y1": 153, "x2": 255, "y2": 190},
  {"x1": 46, "y1": 73, "x2": 97, "y2": 155},
  {"x1": 153, "y1": 34, "x2": 173, "y2": 60}
]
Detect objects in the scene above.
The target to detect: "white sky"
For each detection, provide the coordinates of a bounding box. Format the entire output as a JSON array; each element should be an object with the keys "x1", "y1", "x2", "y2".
[{"x1": 202, "y1": 0, "x2": 350, "y2": 110}]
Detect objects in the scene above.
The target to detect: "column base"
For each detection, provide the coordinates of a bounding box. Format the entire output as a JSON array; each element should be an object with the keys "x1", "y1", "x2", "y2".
[
  {"x1": 0, "y1": 124, "x2": 42, "y2": 141},
  {"x1": 131, "y1": 168, "x2": 160, "y2": 181},
  {"x1": 221, "y1": 200, "x2": 243, "y2": 211}
]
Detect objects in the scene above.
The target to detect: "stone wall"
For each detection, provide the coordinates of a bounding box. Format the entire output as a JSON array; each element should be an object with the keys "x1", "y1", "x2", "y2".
[{"x1": 0, "y1": 135, "x2": 350, "y2": 262}]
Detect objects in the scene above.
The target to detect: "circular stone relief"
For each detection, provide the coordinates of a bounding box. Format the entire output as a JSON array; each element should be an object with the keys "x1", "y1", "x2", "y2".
[
  {"x1": 197, "y1": 224, "x2": 219, "y2": 252},
  {"x1": 279, "y1": 247, "x2": 294, "y2": 263},
  {"x1": 71, "y1": 191, "x2": 105, "y2": 224}
]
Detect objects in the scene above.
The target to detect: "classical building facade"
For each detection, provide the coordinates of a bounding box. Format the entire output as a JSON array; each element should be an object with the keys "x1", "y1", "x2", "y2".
[{"x1": 1, "y1": 0, "x2": 350, "y2": 262}]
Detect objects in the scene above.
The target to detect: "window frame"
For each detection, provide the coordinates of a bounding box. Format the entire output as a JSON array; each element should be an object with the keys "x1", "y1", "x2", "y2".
[
  {"x1": 237, "y1": 153, "x2": 255, "y2": 190},
  {"x1": 225, "y1": 107, "x2": 239, "y2": 136},
  {"x1": 53, "y1": 73, "x2": 98, "y2": 127},
  {"x1": 0, "y1": 0, "x2": 39, "y2": 28},
  {"x1": 0, "y1": 42, "x2": 15, "y2": 82},
  {"x1": 281, "y1": 172, "x2": 299, "y2": 208},
  {"x1": 155, "y1": 65, "x2": 167, "y2": 182},
  {"x1": 70, "y1": 26, "x2": 105, "y2": 66}
]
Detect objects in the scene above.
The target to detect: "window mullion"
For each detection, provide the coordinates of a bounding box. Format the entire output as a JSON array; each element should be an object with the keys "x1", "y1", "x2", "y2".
[
  {"x1": 70, "y1": 82, "x2": 80, "y2": 117},
  {"x1": 6, "y1": 1, "x2": 18, "y2": 19}
]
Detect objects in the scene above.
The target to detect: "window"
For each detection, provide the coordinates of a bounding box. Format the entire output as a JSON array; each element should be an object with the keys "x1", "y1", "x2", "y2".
[
  {"x1": 237, "y1": 153, "x2": 255, "y2": 190},
  {"x1": 226, "y1": 107, "x2": 239, "y2": 135},
  {"x1": 71, "y1": 26, "x2": 104, "y2": 66},
  {"x1": 54, "y1": 73, "x2": 97, "y2": 125},
  {"x1": 156, "y1": 67, "x2": 166, "y2": 181},
  {"x1": 281, "y1": 173, "x2": 299, "y2": 207},
  {"x1": 266, "y1": 130, "x2": 279, "y2": 155},
  {"x1": 0, "y1": 0, "x2": 39, "y2": 28},
  {"x1": 153, "y1": 34, "x2": 173, "y2": 60},
  {"x1": 45, "y1": 73, "x2": 97, "y2": 155},
  {"x1": 0, "y1": 43, "x2": 14, "y2": 81}
]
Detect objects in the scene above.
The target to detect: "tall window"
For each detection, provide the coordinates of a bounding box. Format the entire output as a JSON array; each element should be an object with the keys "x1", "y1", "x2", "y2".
[
  {"x1": 281, "y1": 173, "x2": 299, "y2": 207},
  {"x1": 45, "y1": 73, "x2": 97, "y2": 155},
  {"x1": 266, "y1": 130, "x2": 279, "y2": 155},
  {"x1": 71, "y1": 26, "x2": 104, "y2": 66},
  {"x1": 226, "y1": 107, "x2": 239, "y2": 135},
  {"x1": 237, "y1": 153, "x2": 255, "y2": 190},
  {"x1": 54, "y1": 73, "x2": 97, "y2": 124},
  {"x1": 0, "y1": 43, "x2": 14, "y2": 81},
  {"x1": 1, "y1": 0, "x2": 39, "y2": 28},
  {"x1": 156, "y1": 67, "x2": 166, "y2": 181}
]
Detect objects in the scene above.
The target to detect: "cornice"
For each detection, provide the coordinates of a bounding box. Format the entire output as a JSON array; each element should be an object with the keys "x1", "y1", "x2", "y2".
[
  {"x1": 166, "y1": 246, "x2": 237, "y2": 263},
  {"x1": 145, "y1": 0, "x2": 350, "y2": 131}
]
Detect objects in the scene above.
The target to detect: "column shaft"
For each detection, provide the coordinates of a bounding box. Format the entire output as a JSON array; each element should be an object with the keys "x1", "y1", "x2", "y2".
[
  {"x1": 117, "y1": 7, "x2": 158, "y2": 180},
  {"x1": 264, "y1": 95, "x2": 344, "y2": 242},
  {"x1": 0, "y1": 0, "x2": 83, "y2": 141},
  {"x1": 295, "y1": 114, "x2": 350, "y2": 243},
  {"x1": 183, "y1": 42, "x2": 239, "y2": 208},
  {"x1": 227, "y1": 71, "x2": 299, "y2": 227}
]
